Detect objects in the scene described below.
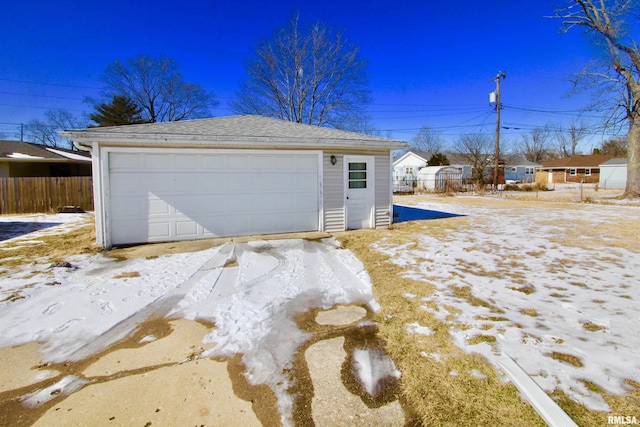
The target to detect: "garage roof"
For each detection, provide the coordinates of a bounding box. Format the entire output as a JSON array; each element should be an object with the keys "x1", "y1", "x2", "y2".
[{"x1": 60, "y1": 115, "x2": 408, "y2": 150}]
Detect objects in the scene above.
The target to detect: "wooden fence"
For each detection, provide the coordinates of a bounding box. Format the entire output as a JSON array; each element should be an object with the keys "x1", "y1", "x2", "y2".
[{"x1": 0, "y1": 177, "x2": 93, "y2": 214}]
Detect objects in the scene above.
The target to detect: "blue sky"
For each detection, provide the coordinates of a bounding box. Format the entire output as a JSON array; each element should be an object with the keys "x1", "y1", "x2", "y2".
[{"x1": 0, "y1": 0, "x2": 617, "y2": 150}]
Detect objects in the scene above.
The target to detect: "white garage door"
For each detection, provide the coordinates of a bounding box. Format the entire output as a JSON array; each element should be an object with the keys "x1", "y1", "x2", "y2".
[{"x1": 107, "y1": 150, "x2": 320, "y2": 245}]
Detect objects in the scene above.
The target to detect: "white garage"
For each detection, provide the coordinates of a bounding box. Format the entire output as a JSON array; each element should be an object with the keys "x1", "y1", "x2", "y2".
[{"x1": 61, "y1": 115, "x2": 407, "y2": 248}]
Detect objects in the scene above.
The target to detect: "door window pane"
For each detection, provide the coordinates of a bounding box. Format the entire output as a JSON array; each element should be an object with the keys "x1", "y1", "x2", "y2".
[{"x1": 348, "y1": 162, "x2": 367, "y2": 189}]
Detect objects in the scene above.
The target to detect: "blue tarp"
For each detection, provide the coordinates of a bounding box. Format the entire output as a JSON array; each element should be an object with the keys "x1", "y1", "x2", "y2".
[{"x1": 392, "y1": 205, "x2": 464, "y2": 223}]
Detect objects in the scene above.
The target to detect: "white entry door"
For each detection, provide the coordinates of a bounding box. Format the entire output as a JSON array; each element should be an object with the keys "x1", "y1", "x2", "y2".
[{"x1": 345, "y1": 156, "x2": 374, "y2": 229}]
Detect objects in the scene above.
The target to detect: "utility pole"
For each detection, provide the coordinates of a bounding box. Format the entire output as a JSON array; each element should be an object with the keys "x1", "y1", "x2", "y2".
[{"x1": 489, "y1": 71, "x2": 506, "y2": 190}]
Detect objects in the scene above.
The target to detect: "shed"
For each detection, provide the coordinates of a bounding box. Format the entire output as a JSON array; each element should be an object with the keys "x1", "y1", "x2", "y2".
[
  {"x1": 417, "y1": 166, "x2": 463, "y2": 192},
  {"x1": 60, "y1": 115, "x2": 408, "y2": 248},
  {"x1": 598, "y1": 158, "x2": 627, "y2": 189}
]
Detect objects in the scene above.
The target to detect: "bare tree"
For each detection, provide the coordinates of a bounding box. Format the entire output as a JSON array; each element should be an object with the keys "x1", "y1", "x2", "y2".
[
  {"x1": 231, "y1": 13, "x2": 370, "y2": 127},
  {"x1": 552, "y1": 0, "x2": 640, "y2": 197},
  {"x1": 338, "y1": 113, "x2": 382, "y2": 136},
  {"x1": 517, "y1": 126, "x2": 553, "y2": 163},
  {"x1": 97, "y1": 54, "x2": 217, "y2": 123},
  {"x1": 552, "y1": 120, "x2": 588, "y2": 157},
  {"x1": 455, "y1": 133, "x2": 494, "y2": 185},
  {"x1": 411, "y1": 126, "x2": 444, "y2": 155},
  {"x1": 23, "y1": 109, "x2": 87, "y2": 148}
]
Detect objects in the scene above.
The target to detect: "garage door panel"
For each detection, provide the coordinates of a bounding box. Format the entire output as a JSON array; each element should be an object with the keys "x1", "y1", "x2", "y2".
[
  {"x1": 201, "y1": 155, "x2": 226, "y2": 169},
  {"x1": 149, "y1": 198, "x2": 171, "y2": 215},
  {"x1": 143, "y1": 154, "x2": 172, "y2": 170},
  {"x1": 176, "y1": 220, "x2": 198, "y2": 237},
  {"x1": 108, "y1": 151, "x2": 320, "y2": 245},
  {"x1": 110, "y1": 153, "x2": 140, "y2": 170},
  {"x1": 174, "y1": 154, "x2": 200, "y2": 170}
]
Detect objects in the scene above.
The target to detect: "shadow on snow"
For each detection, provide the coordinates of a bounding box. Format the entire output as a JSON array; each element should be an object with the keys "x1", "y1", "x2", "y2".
[
  {"x1": 392, "y1": 205, "x2": 465, "y2": 223},
  {"x1": 0, "y1": 222, "x2": 62, "y2": 242}
]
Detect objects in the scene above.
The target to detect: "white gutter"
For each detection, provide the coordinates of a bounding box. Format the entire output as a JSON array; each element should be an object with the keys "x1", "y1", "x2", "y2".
[
  {"x1": 58, "y1": 132, "x2": 408, "y2": 150},
  {"x1": 496, "y1": 352, "x2": 578, "y2": 427}
]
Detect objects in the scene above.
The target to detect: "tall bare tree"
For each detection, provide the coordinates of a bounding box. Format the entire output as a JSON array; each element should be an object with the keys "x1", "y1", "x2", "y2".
[
  {"x1": 455, "y1": 133, "x2": 494, "y2": 185},
  {"x1": 411, "y1": 126, "x2": 444, "y2": 155},
  {"x1": 552, "y1": 0, "x2": 640, "y2": 197},
  {"x1": 552, "y1": 120, "x2": 588, "y2": 157},
  {"x1": 24, "y1": 109, "x2": 87, "y2": 149},
  {"x1": 98, "y1": 54, "x2": 217, "y2": 123},
  {"x1": 517, "y1": 126, "x2": 554, "y2": 163},
  {"x1": 232, "y1": 13, "x2": 371, "y2": 128}
]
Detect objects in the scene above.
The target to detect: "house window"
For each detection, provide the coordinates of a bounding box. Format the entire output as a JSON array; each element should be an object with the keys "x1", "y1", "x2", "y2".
[
  {"x1": 570, "y1": 168, "x2": 577, "y2": 176},
  {"x1": 526, "y1": 167, "x2": 534, "y2": 175},
  {"x1": 585, "y1": 168, "x2": 591, "y2": 176},
  {"x1": 511, "y1": 167, "x2": 517, "y2": 172},
  {"x1": 405, "y1": 167, "x2": 413, "y2": 175},
  {"x1": 349, "y1": 162, "x2": 367, "y2": 189}
]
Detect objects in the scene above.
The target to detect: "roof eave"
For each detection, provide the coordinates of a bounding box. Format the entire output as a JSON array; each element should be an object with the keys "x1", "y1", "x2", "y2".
[{"x1": 59, "y1": 131, "x2": 409, "y2": 150}]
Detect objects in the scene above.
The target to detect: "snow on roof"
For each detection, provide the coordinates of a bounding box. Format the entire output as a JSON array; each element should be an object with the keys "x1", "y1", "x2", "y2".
[
  {"x1": 7, "y1": 152, "x2": 44, "y2": 159},
  {"x1": 46, "y1": 147, "x2": 91, "y2": 161}
]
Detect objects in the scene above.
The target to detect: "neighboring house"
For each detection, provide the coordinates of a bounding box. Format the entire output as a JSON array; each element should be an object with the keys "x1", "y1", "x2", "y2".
[
  {"x1": 417, "y1": 166, "x2": 463, "y2": 192},
  {"x1": 537, "y1": 154, "x2": 615, "y2": 184},
  {"x1": 445, "y1": 152, "x2": 475, "y2": 181},
  {"x1": 504, "y1": 156, "x2": 540, "y2": 184},
  {"x1": 392, "y1": 150, "x2": 474, "y2": 192},
  {"x1": 0, "y1": 140, "x2": 91, "y2": 177},
  {"x1": 599, "y1": 158, "x2": 627, "y2": 189},
  {"x1": 61, "y1": 115, "x2": 408, "y2": 248},
  {"x1": 392, "y1": 151, "x2": 429, "y2": 184}
]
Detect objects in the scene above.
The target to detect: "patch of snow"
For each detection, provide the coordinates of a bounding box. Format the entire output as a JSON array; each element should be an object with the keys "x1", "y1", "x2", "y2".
[
  {"x1": 45, "y1": 147, "x2": 91, "y2": 161},
  {"x1": 406, "y1": 322, "x2": 434, "y2": 336},
  {"x1": 352, "y1": 348, "x2": 401, "y2": 398},
  {"x1": 469, "y1": 369, "x2": 488, "y2": 380},
  {"x1": 21, "y1": 375, "x2": 89, "y2": 407},
  {"x1": 7, "y1": 153, "x2": 44, "y2": 159},
  {"x1": 420, "y1": 351, "x2": 442, "y2": 362}
]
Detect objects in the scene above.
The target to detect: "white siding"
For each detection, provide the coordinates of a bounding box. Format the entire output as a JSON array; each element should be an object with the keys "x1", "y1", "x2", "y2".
[
  {"x1": 322, "y1": 150, "x2": 392, "y2": 232},
  {"x1": 323, "y1": 153, "x2": 345, "y2": 232},
  {"x1": 375, "y1": 153, "x2": 392, "y2": 228}
]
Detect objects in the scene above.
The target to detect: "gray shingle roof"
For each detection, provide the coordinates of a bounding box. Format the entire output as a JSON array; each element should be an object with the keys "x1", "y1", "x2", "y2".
[
  {"x1": 600, "y1": 157, "x2": 627, "y2": 166},
  {"x1": 60, "y1": 115, "x2": 408, "y2": 150}
]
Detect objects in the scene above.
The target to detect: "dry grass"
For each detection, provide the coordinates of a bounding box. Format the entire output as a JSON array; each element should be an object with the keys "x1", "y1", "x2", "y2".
[
  {"x1": 520, "y1": 308, "x2": 538, "y2": 317},
  {"x1": 0, "y1": 221, "x2": 100, "y2": 269},
  {"x1": 582, "y1": 322, "x2": 607, "y2": 332},
  {"x1": 113, "y1": 271, "x2": 141, "y2": 279},
  {"x1": 549, "y1": 352, "x2": 583, "y2": 368},
  {"x1": 337, "y1": 227, "x2": 546, "y2": 426},
  {"x1": 509, "y1": 285, "x2": 536, "y2": 294}
]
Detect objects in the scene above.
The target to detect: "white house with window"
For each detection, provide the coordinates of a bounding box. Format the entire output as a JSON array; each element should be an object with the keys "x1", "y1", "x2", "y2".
[{"x1": 393, "y1": 151, "x2": 429, "y2": 183}]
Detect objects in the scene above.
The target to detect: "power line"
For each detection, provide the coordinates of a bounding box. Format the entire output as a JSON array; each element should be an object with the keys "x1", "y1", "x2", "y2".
[{"x1": 0, "y1": 77, "x2": 101, "y2": 90}]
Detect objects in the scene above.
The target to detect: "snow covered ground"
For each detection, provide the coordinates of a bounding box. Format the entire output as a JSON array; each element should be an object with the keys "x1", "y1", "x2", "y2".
[
  {"x1": 0, "y1": 214, "x2": 378, "y2": 425},
  {"x1": 380, "y1": 198, "x2": 640, "y2": 411},
  {"x1": 2, "y1": 199, "x2": 638, "y2": 420}
]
